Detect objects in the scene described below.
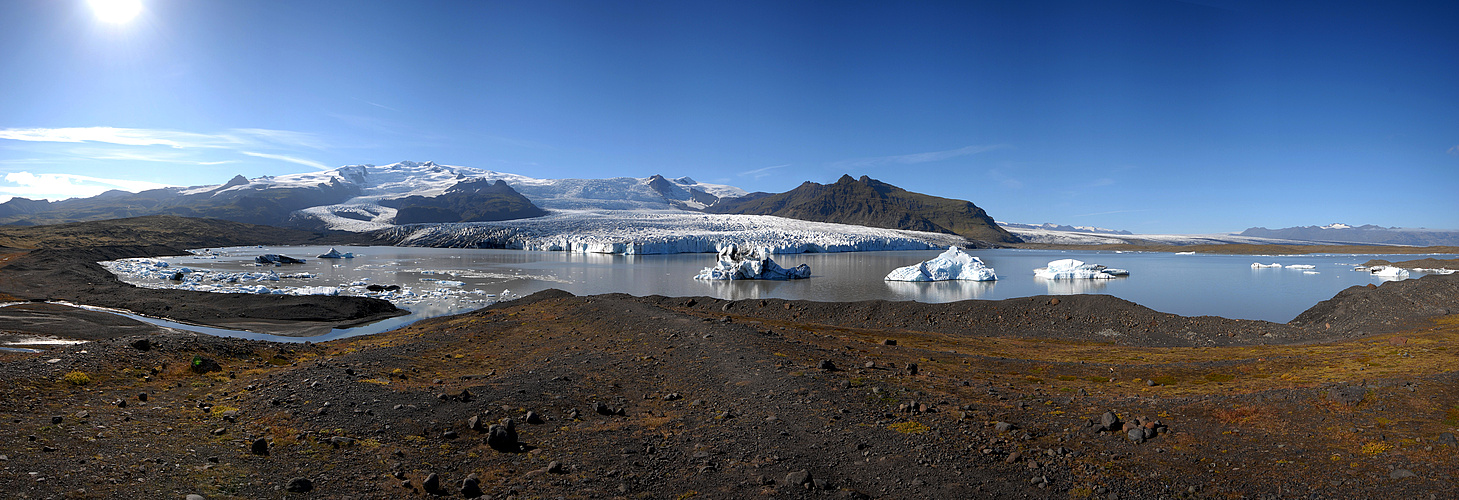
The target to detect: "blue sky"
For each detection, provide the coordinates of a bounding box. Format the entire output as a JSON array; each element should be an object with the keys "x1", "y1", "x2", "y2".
[{"x1": 1, "y1": 0, "x2": 1455, "y2": 233}]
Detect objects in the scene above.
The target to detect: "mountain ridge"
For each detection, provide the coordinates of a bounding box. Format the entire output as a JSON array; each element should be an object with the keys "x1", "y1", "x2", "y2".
[
  {"x1": 1240, "y1": 224, "x2": 1459, "y2": 246},
  {"x1": 706, "y1": 174, "x2": 1019, "y2": 245}
]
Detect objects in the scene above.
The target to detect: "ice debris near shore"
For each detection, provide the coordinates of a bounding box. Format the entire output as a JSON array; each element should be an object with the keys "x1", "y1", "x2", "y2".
[
  {"x1": 694, "y1": 244, "x2": 810, "y2": 280},
  {"x1": 1369, "y1": 266, "x2": 1410, "y2": 278},
  {"x1": 255, "y1": 254, "x2": 306, "y2": 265},
  {"x1": 317, "y1": 248, "x2": 355, "y2": 259},
  {"x1": 884, "y1": 247, "x2": 997, "y2": 282},
  {"x1": 1034, "y1": 259, "x2": 1128, "y2": 280}
]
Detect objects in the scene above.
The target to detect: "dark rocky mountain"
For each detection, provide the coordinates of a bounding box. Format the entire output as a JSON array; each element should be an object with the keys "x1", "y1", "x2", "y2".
[
  {"x1": 706, "y1": 174, "x2": 1020, "y2": 245},
  {"x1": 380, "y1": 178, "x2": 547, "y2": 224},
  {"x1": 0, "y1": 176, "x2": 359, "y2": 227},
  {"x1": 644, "y1": 174, "x2": 724, "y2": 210},
  {"x1": 1240, "y1": 224, "x2": 1459, "y2": 246}
]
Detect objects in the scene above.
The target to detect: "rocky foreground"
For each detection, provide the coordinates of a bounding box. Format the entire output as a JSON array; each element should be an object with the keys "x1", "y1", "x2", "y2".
[{"x1": 2, "y1": 272, "x2": 1459, "y2": 498}]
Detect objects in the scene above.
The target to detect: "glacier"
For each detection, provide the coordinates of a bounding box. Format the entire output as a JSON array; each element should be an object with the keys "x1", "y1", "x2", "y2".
[
  {"x1": 694, "y1": 244, "x2": 811, "y2": 280},
  {"x1": 1034, "y1": 259, "x2": 1128, "y2": 280},
  {"x1": 884, "y1": 247, "x2": 997, "y2": 282},
  {"x1": 373, "y1": 210, "x2": 969, "y2": 255}
]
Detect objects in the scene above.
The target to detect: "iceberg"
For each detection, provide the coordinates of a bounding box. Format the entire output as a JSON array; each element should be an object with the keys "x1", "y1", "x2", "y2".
[
  {"x1": 317, "y1": 248, "x2": 355, "y2": 259},
  {"x1": 1034, "y1": 259, "x2": 1127, "y2": 280},
  {"x1": 1370, "y1": 266, "x2": 1410, "y2": 278},
  {"x1": 694, "y1": 244, "x2": 811, "y2": 280},
  {"x1": 255, "y1": 254, "x2": 306, "y2": 265},
  {"x1": 1285, "y1": 264, "x2": 1315, "y2": 270},
  {"x1": 884, "y1": 247, "x2": 997, "y2": 282},
  {"x1": 1251, "y1": 262, "x2": 1282, "y2": 268}
]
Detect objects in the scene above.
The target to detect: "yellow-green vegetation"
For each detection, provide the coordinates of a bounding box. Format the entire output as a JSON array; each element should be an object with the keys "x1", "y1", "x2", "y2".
[
  {"x1": 1360, "y1": 441, "x2": 1392, "y2": 455},
  {"x1": 1443, "y1": 406, "x2": 1459, "y2": 427},
  {"x1": 887, "y1": 421, "x2": 931, "y2": 434},
  {"x1": 61, "y1": 370, "x2": 91, "y2": 385}
]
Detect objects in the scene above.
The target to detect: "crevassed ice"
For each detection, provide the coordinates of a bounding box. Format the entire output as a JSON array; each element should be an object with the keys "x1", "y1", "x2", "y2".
[
  {"x1": 1034, "y1": 259, "x2": 1127, "y2": 280},
  {"x1": 884, "y1": 247, "x2": 997, "y2": 282},
  {"x1": 694, "y1": 244, "x2": 811, "y2": 280}
]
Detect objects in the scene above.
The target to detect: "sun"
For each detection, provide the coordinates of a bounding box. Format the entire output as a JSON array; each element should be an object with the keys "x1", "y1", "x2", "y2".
[{"x1": 89, "y1": 0, "x2": 143, "y2": 24}]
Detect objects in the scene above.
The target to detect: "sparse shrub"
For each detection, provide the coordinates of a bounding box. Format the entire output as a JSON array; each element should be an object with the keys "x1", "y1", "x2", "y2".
[
  {"x1": 1360, "y1": 441, "x2": 1391, "y2": 455},
  {"x1": 887, "y1": 421, "x2": 930, "y2": 434},
  {"x1": 1204, "y1": 373, "x2": 1234, "y2": 383},
  {"x1": 1443, "y1": 406, "x2": 1459, "y2": 427},
  {"x1": 61, "y1": 371, "x2": 91, "y2": 385},
  {"x1": 1151, "y1": 376, "x2": 1178, "y2": 386}
]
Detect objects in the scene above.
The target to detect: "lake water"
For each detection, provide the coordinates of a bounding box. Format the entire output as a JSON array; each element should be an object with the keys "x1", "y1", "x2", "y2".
[{"x1": 117, "y1": 246, "x2": 1457, "y2": 326}]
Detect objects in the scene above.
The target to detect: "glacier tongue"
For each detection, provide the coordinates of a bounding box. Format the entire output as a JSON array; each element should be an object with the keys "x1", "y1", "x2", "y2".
[
  {"x1": 884, "y1": 247, "x2": 998, "y2": 282},
  {"x1": 694, "y1": 244, "x2": 811, "y2": 280},
  {"x1": 374, "y1": 210, "x2": 968, "y2": 255}
]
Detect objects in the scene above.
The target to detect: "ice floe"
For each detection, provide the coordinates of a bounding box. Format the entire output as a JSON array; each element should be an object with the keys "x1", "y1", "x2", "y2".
[
  {"x1": 1369, "y1": 266, "x2": 1410, "y2": 278},
  {"x1": 1285, "y1": 264, "x2": 1316, "y2": 269},
  {"x1": 694, "y1": 244, "x2": 811, "y2": 280},
  {"x1": 1034, "y1": 259, "x2": 1128, "y2": 280},
  {"x1": 884, "y1": 247, "x2": 997, "y2": 282},
  {"x1": 1251, "y1": 262, "x2": 1283, "y2": 268},
  {"x1": 255, "y1": 254, "x2": 306, "y2": 265}
]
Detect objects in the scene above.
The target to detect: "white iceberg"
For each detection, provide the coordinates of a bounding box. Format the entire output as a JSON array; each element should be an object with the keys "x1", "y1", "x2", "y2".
[
  {"x1": 318, "y1": 248, "x2": 355, "y2": 259},
  {"x1": 1370, "y1": 266, "x2": 1410, "y2": 278},
  {"x1": 884, "y1": 247, "x2": 997, "y2": 282},
  {"x1": 1034, "y1": 259, "x2": 1127, "y2": 280},
  {"x1": 694, "y1": 244, "x2": 810, "y2": 280},
  {"x1": 1251, "y1": 262, "x2": 1283, "y2": 268},
  {"x1": 1285, "y1": 264, "x2": 1316, "y2": 270}
]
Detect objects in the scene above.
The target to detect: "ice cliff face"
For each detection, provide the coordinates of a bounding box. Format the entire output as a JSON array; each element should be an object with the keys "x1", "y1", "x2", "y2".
[
  {"x1": 884, "y1": 247, "x2": 997, "y2": 282},
  {"x1": 373, "y1": 210, "x2": 969, "y2": 255}
]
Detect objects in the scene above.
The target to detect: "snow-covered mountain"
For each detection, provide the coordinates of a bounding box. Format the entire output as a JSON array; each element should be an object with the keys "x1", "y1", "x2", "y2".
[
  {"x1": 1240, "y1": 224, "x2": 1459, "y2": 246},
  {"x1": 996, "y1": 221, "x2": 1133, "y2": 235}
]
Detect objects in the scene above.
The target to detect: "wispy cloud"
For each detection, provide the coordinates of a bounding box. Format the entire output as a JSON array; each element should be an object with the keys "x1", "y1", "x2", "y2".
[
  {"x1": 988, "y1": 168, "x2": 1023, "y2": 190},
  {"x1": 0, "y1": 126, "x2": 326, "y2": 150},
  {"x1": 1448, "y1": 145, "x2": 1459, "y2": 156},
  {"x1": 739, "y1": 164, "x2": 787, "y2": 179},
  {"x1": 832, "y1": 144, "x2": 1009, "y2": 169},
  {"x1": 0, "y1": 171, "x2": 174, "y2": 202},
  {"x1": 240, "y1": 151, "x2": 330, "y2": 171}
]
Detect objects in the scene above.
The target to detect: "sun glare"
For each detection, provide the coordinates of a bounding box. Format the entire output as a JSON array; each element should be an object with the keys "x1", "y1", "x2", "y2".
[{"x1": 89, "y1": 0, "x2": 143, "y2": 24}]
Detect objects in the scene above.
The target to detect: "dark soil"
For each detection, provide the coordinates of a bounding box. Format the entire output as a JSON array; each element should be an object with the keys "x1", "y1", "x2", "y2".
[{"x1": 1362, "y1": 258, "x2": 1459, "y2": 270}]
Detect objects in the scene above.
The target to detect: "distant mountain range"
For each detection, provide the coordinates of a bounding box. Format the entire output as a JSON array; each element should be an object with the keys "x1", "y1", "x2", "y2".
[
  {"x1": 0, "y1": 162, "x2": 1018, "y2": 246},
  {"x1": 707, "y1": 174, "x2": 1019, "y2": 245},
  {"x1": 996, "y1": 221, "x2": 1132, "y2": 235},
  {"x1": 1239, "y1": 224, "x2": 1459, "y2": 246}
]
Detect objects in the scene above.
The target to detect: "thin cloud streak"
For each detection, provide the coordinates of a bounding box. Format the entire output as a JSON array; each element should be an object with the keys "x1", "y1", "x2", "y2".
[
  {"x1": 739, "y1": 164, "x2": 787, "y2": 179},
  {"x1": 240, "y1": 151, "x2": 331, "y2": 171},
  {"x1": 832, "y1": 144, "x2": 1009, "y2": 169},
  {"x1": 0, "y1": 126, "x2": 327, "y2": 150}
]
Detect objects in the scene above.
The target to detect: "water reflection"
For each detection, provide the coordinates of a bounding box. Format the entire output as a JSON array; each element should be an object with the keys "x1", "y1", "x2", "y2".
[
  {"x1": 694, "y1": 278, "x2": 789, "y2": 301},
  {"x1": 1036, "y1": 277, "x2": 1118, "y2": 295},
  {"x1": 883, "y1": 280, "x2": 996, "y2": 302}
]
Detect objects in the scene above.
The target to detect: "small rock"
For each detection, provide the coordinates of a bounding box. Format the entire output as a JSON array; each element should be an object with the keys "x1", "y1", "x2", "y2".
[
  {"x1": 546, "y1": 461, "x2": 564, "y2": 474},
  {"x1": 1437, "y1": 432, "x2": 1457, "y2": 447},
  {"x1": 1390, "y1": 469, "x2": 1417, "y2": 479},
  {"x1": 250, "y1": 438, "x2": 269, "y2": 456},
  {"x1": 130, "y1": 339, "x2": 151, "y2": 351},
  {"x1": 442, "y1": 430, "x2": 458, "y2": 439},
  {"x1": 285, "y1": 477, "x2": 312, "y2": 493},
  {"x1": 330, "y1": 436, "x2": 355, "y2": 447},
  {"x1": 220, "y1": 410, "x2": 239, "y2": 422},
  {"x1": 211, "y1": 428, "x2": 226, "y2": 436},
  {"x1": 423, "y1": 473, "x2": 441, "y2": 493},
  {"x1": 461, "y1": 474, "x2": 483, "y2": 498},
  {"x1": 1145, "y1": 379, "x2": 1156, "y2": 387},
  {"x1": 1127, "y1": 427, "x2": 1145, "y2": 443},
  {"x1": 1005, "y1": 451, "x2": 1022, "y2": 464},
  {"x1": 785, "y1": 470, "x2": 812, "y2": 486},
  {"x1": 525, "y1": 411, "x2": 544, "y2": 425},
  {"x1": 595, "y1": 402, "x2": 614, "y2": 416},
  {"x1": 467, "y1": 415, "x2": 485, "y2": 432},
  {"x1": 186, "y1": 495, "x2": 204, "y2": 500},
  {"x1": 663, "y1": 393, "x2": 681, "y2": 401},
  {"x1": 116, "y1": 399, "x2": 127, "y2": 408},
  {"x1": 864, "y1": 361, "x2": 876, "y2": 369},
  {"x1": 1100, "y1": 411, "x2": 1121, "y2": 431},
  {"x1": 818, "y1": 360, "x2": 837, "y2": 371},
  {"x1": 461, "y1": 475, "x2": 483, "y2": 498},
  {"x1": 74, "y1": 411, "x2": 89, "y2": 419},
  {"x1": 995, "y1": 422, "x2": 1016, "y2": 433},
  {"x1": 907, "y1": 363, "x2": 919, "y2": 375},
  {"x1": 882, "y1": 339, "x2": 896, "y2": 346},
  {"x1": 51, "y1": 416, "x2": 62, "y2": 424},
  {"x1": 138, "y1": 393, "x2": 148, "y2": 402}
]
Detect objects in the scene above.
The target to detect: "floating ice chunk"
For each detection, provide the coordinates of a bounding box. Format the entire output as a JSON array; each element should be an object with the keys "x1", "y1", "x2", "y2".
[
  {"x1": 255, "y1": 254, "x2": 306, "y2": 264},
  {"x1": 884, "y1": 247, "x2": 997, "y2": 282},
  {"x1": 1303, "y1": 271, "x2": 1321, "y2": 275},
  {"x1": 421, "y1": 278, "x2": 465, "y2": 286},
  {"x1": 1175, "y1": 251, "x2": 1196, "y2": 255},
  {"x1": 694, "y1": 244, "x2": 810, "y2": 280},
  {"x1": 1369, "y1": 266, "x2": 1409, "y2": 278},
  {"x1": 317, "y1": 248, "x2": 355, "y2": 259},
  {"x1": 1034, "y1": 259, "x2": 1125, "y2": 280},
  {"x1": 1251, "y1": 262, "x2": 1283, "y2": 268},
  {"x1": 1285, "y1": 264, "x2": 1316, "y2": 270}
]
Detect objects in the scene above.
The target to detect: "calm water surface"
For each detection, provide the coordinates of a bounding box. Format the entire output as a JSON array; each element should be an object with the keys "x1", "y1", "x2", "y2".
[{"x1": 152, "y1": 246, "x2": 1456, "y2": 324}]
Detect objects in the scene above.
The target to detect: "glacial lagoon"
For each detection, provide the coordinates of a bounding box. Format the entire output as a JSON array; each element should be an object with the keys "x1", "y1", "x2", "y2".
[{"x1": 105, "y1": 246, "x2": 1458, "y2": 332}]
